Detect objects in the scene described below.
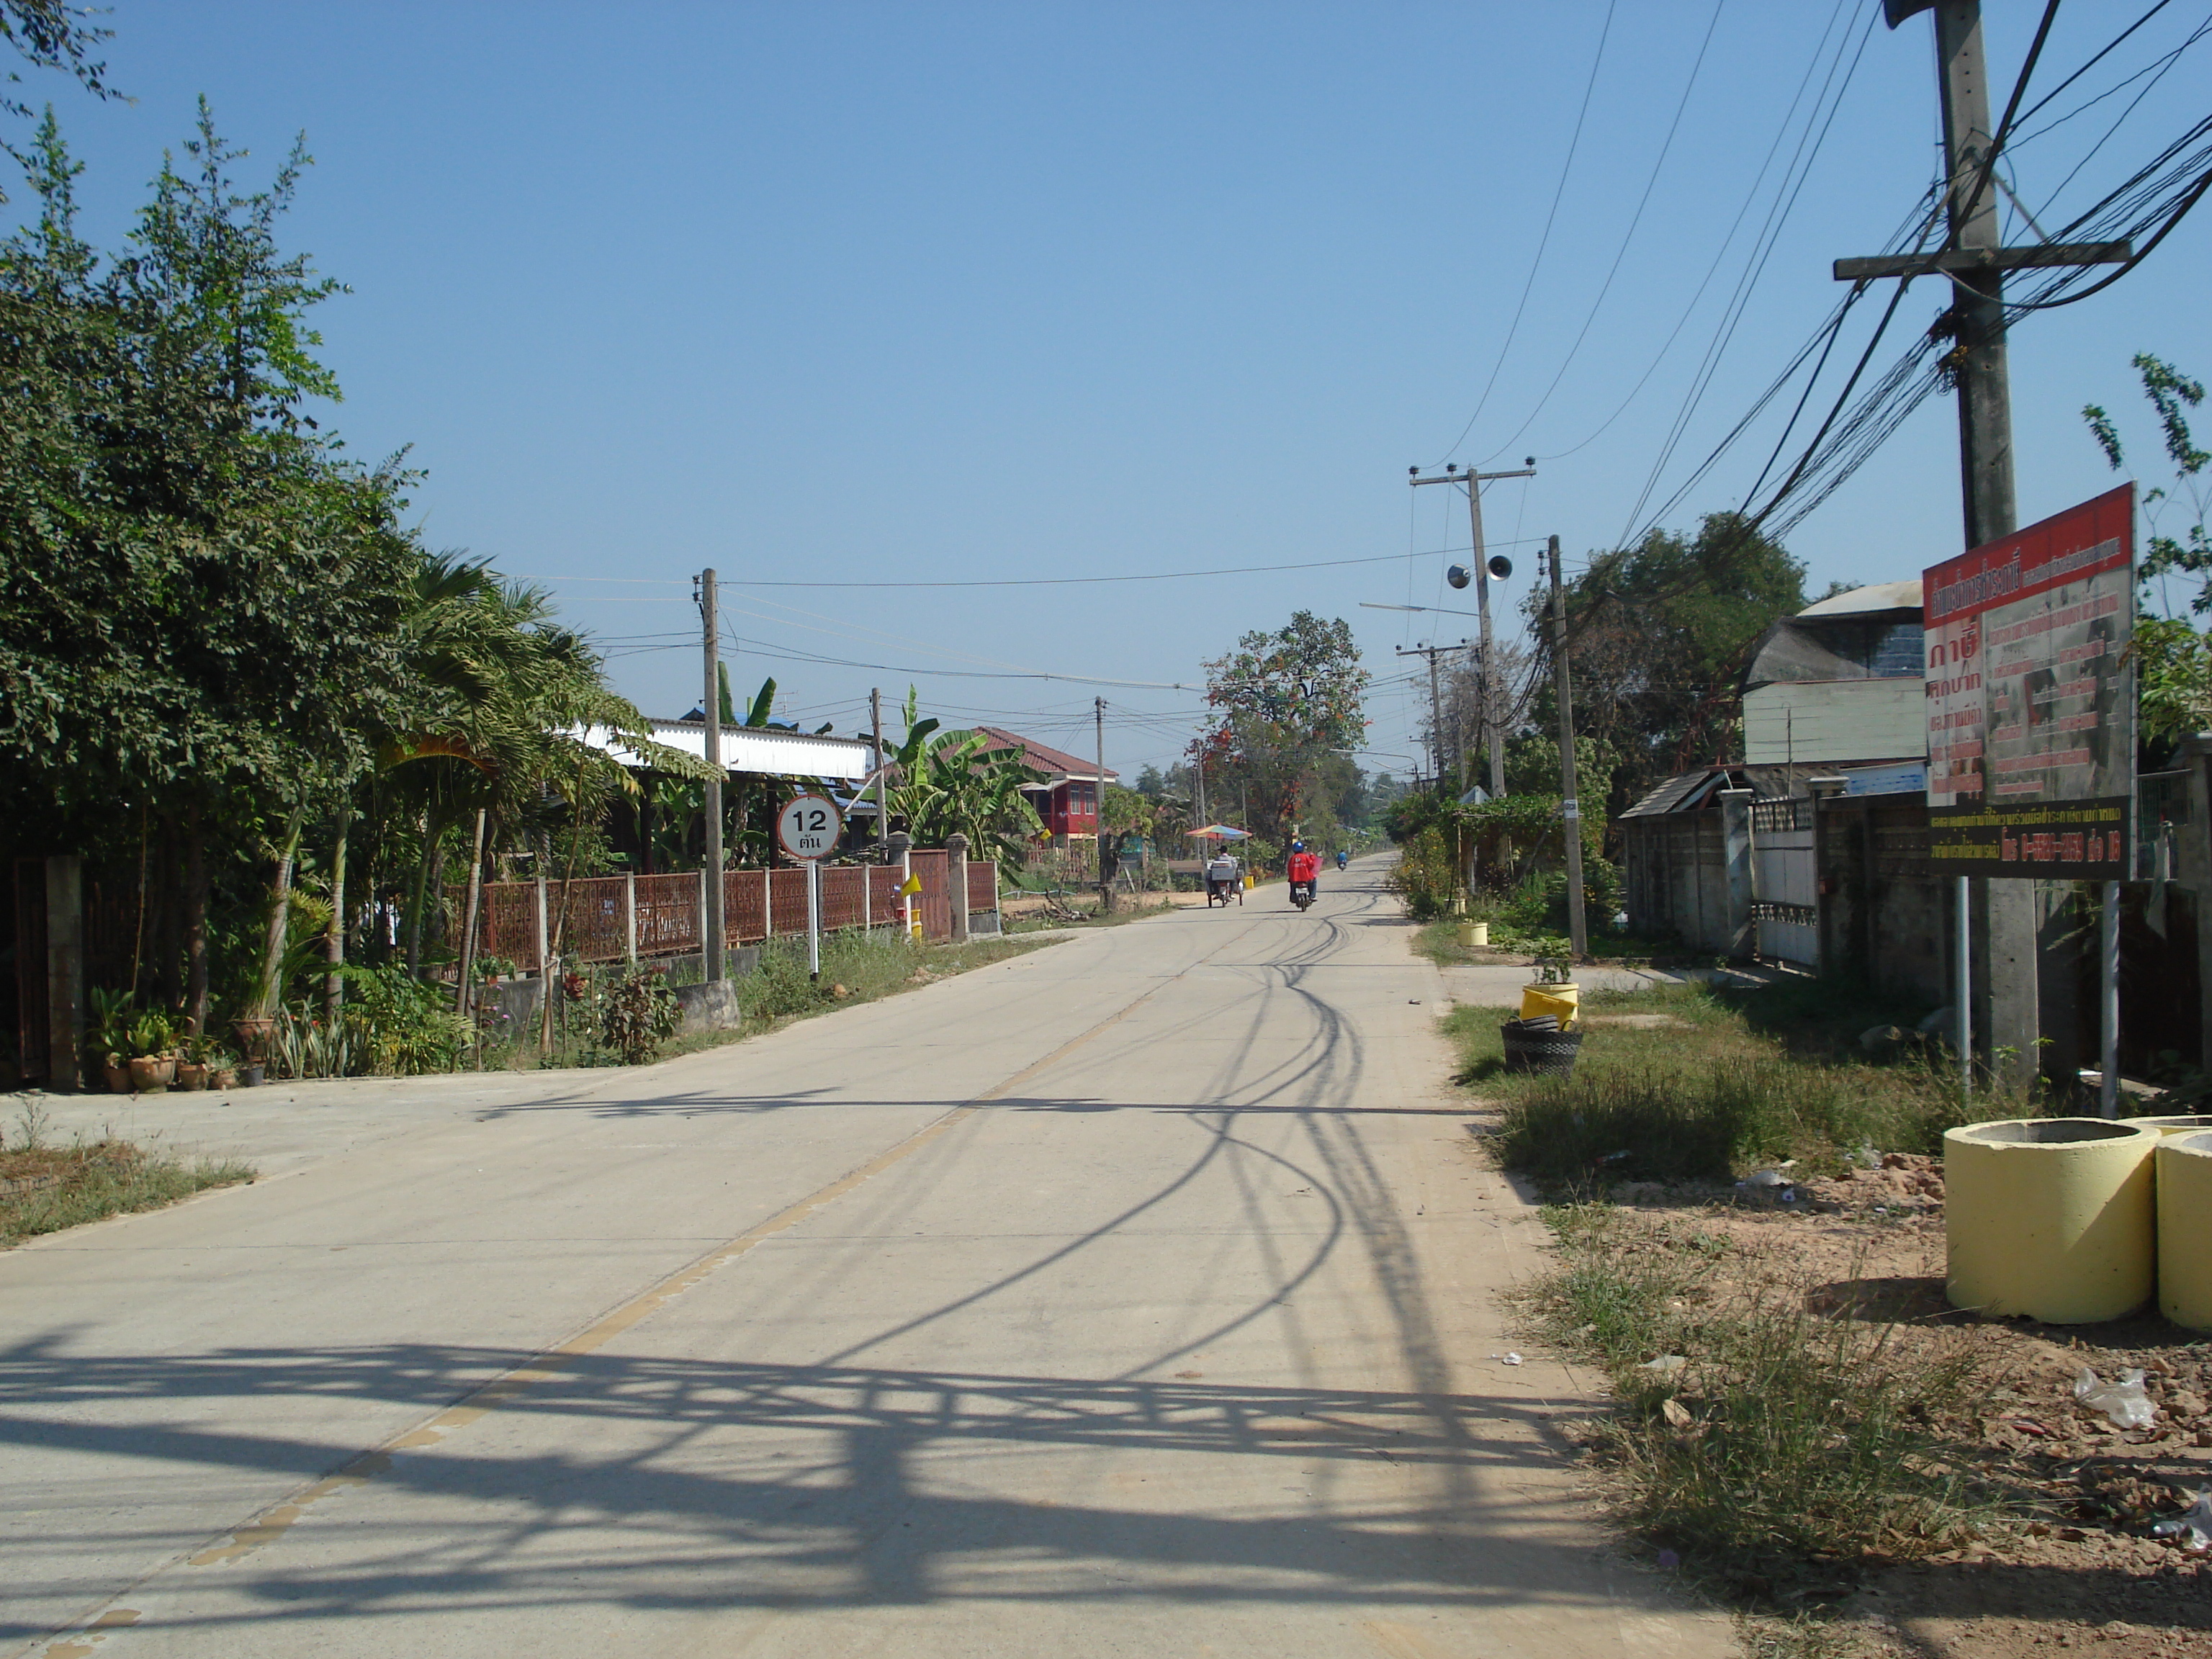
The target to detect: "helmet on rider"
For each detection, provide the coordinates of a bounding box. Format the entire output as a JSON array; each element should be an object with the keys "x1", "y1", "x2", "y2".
[{"x1": 1290, "y1": 840, "x2": 1305, "y2": 853}]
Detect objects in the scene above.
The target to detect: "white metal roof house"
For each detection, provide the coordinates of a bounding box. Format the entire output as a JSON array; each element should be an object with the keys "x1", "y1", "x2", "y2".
[{"x1": 1737, "y1": 580, "x2": 1927, "y2": 799}]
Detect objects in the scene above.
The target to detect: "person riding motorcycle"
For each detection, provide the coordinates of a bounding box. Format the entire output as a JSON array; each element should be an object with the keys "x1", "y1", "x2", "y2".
[
  {"x1": 1286, "y1": 840, "x2": 1320, "y2": 907},
  {"x1": 1204, "y1": 850, "x2": 1240, "y2": 906},
  {"x1": 1334, "y1": 849, "x2": 1348, "y2": 872}
]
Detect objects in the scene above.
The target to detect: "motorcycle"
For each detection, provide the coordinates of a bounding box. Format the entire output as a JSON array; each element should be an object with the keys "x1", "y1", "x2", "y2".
[{"x1": 1290, "y1": 881, "x2": 1316, "y2": 912}]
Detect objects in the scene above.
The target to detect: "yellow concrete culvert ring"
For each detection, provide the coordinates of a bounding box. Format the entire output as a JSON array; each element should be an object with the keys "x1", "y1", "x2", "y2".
[
  {"x1": 2122, "y1": 1114, "x2": 2212, "y2": 1136},
  {"x1": 2157, "y1": 1132, "x2": 2212, "y2": 1332},
  {"x1": 1943, "y1": 1118, "x2": 2159, "y2": 1324}
]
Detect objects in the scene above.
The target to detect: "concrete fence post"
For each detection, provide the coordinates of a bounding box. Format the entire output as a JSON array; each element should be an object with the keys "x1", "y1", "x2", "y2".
[
  {"x1": 947, "y1": 833, "x2": 970, "y2": 945},
  {"x1": 1718, "y1": 789, "x2": 1754, "y2": 962},
  {"x1": 624, "y1": 871, "x2": 637, "y2": 964},
  {"x1": 889, "y1": 832, "x2": 913, "y2": 942},
  {"x1": 534, "y1": 876, "x2": 550, "y2": 979},
  {"x1": 45, "y1": 855, "x2": 81, "y2": 1092}
]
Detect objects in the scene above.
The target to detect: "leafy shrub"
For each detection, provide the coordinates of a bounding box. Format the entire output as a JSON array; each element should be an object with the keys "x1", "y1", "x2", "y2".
[
  {"x1": 1384, "y1": 827, "x2": 1460, "y2": 919},
  {"x1": 599, "y1": 966, "x2": 680, "y2": 1064},
  {"x1": 338, "y1": 960, "x2": 473, "y2": 1079}
]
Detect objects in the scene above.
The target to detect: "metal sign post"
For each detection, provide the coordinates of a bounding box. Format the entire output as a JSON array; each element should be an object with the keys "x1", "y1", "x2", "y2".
[{"x1": 776, "y1": 793, "x2": 845, "y2": 983}]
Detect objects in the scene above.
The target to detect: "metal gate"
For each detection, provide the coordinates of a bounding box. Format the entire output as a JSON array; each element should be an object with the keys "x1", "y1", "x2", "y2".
[{"x1": 1751, "y1": 797, "x2": 1818, "y2": 968}]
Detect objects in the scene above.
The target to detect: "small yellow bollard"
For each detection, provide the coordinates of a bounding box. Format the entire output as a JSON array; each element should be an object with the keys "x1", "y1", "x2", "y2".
[
  {"x1": 1944, "y1": 1119, "x2": 2159, "y2": 1323},
  {"x1": 1519, "y1": 983, "x2": 1579, "y2": 1028},
  {"x1": 1457, "y1": 921, "x2": 1489, "y2": 949},
  {"x1": 2157, "y1": 1132, "x2": 2212, "y2": 1331}
]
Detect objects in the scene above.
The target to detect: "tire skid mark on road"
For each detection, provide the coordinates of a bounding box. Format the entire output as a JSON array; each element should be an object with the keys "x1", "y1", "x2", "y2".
[{"x1": 19, "y1": 914, "x2": 1287, "y2": 1658}]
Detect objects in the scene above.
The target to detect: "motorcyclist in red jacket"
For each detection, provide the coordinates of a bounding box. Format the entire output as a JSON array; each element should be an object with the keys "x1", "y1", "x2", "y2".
[{"x1": 1286, "y1": 841, "x2": 1320, "y2": 905}]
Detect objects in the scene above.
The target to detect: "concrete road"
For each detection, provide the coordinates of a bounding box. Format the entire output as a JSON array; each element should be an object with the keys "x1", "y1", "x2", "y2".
[{"x1": 0, "y1": 859, "x2": 1728, "y2": 1659}]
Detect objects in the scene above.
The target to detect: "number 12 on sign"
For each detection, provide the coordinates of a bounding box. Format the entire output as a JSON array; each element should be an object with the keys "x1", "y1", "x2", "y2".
[{"x1": 775, "y1": 794, "x2": 845, "y2": 979}]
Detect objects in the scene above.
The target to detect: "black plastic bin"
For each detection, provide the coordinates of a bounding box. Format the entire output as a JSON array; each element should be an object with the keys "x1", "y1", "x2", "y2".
[{"x1": 1501, "y1": 1015, "x2": 1583, "y2": 1076}]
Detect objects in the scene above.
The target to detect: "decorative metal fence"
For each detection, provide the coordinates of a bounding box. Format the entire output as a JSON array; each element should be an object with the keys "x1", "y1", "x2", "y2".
[{"x1": 449, "y1": 857, "x2": 996, "y2": 968}]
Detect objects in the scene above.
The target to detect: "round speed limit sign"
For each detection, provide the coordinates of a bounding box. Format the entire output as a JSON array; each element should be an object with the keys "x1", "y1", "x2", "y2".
[{"x1": 776, "y1": 793, "x2": 845, "y2": 862}]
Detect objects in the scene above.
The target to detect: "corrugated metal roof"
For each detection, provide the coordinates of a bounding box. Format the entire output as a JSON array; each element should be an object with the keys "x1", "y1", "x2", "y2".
[
  {"x1": 972, "y1": 725, "x2": 1120, "y2": 784},
  {"x1": 1619, "y1": 766, "x2": 1743, "y2": 819},
  {"x1": 577, "y1": 720, "x2": 876, "y2": 781},
  {"x1": 1798, "y1": 579, "x2": 1922, "y2": 618}
]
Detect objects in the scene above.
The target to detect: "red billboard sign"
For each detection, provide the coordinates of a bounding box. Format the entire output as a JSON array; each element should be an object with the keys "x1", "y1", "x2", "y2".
[{"x1": 1923, "y1": 484, "x2": 2134, "y2": 877}]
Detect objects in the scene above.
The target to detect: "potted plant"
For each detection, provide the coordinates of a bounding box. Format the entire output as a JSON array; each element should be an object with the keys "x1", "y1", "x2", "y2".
[
  {"x1": 86, "y1": 989, "x2": 136, "y2": 1093},
  {"x1": 126, "y1": 1010, "x2": 179, "y2": 1092},
  {"x1": 176, "y1": 1031, "x2": 217, "y2": 1091}
]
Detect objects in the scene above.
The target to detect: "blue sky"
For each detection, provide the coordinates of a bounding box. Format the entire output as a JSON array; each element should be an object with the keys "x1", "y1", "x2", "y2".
[{"x1": 14, "y1": 1, "x2": 2208, "y2": 783}]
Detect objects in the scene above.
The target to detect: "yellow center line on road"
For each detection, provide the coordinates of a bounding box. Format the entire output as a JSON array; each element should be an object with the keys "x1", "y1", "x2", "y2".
[{"x1": 23, "y1": 907, "x2": 1293, "y2": 1658}]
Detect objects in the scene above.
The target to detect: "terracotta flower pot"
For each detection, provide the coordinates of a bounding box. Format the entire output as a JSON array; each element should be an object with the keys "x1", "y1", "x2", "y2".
[
  {"x1": 103, "y1": 1056, "x2": 132, "y2": 1094},
  {"x1": 231, "y1": 1017, "x2": 276, "y2": 1063},
  {"x1": 128, "y1": 1054, "x2": 176, "y2": 1092},
  {"x1": 210, "y1": 1069, "x2": 238, "y2": 1090},
  {"x1": 175, "y1": 1062, "x2": 210, "y2": 1092}
]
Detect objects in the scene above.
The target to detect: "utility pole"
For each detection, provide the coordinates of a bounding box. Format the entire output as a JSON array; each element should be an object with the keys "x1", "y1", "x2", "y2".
[
  {"x1": 696, "y1": 567, "x2": 724, "y2": 983},
  {"x1": 869, "y1": 686, "x2": 884, "y2": 858},
  {"x1": 1411, "y1": 460, "x2": 1535, "y2": 797},
  {"x1": 1094, "y1": 696, "x2": 1109, "y2": 896},
  {"x1": 1547, "y1": 536, "x2": 1588, "y2": 959},
  {"x1": 1845, "y1": 1, "x2": 2131, "y2": 1079},
  {"x1": 1396, "y1": 641, "x2": 1470, "y2": 795}
]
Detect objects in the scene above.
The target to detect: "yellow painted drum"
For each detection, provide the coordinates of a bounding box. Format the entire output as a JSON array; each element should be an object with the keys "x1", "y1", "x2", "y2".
[
  {"x1": 1519, "y1": 984, "x2": 1581, "y2": 1029},
  {"x1": 1457, "y1": 922, "x2": 1490, "y2": 948},
  {"x1": 1944, "y1": 1119, "x2": 2159, "y2": 1323},
  {"x1": 2156, "y1": 1131, "x2": 2212, "y2": 1331}
]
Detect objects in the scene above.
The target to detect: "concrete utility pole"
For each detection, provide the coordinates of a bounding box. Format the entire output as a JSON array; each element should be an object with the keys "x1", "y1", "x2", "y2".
[
  {"x1": 1095, "y1": 696, "x2": 1110, "y2": 899},
  {"x1": 1396, "y1": 642, "x2": 1471, "y2": 795},
  {"x1": 697, "y1": 567, "x2": 725, "y2": 983},
  {"x1": 1411, "y1": 461, "x2": 1535, "y2": 797},
  {"x1": 869, "y1": 687, "x2": 884, "y2": 858},
  {"x1": 1547, "y1": 536, "x2": 1588, "y2": 959},
  {"x1": 1844, "y1": 0, "x2": 2131, "y2": 1081}
]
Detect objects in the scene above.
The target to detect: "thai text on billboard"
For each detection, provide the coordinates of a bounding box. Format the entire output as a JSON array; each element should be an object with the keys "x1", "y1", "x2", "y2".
[{"x1": 1923, "y1": 484, "x2": 2134, "y2": 878}]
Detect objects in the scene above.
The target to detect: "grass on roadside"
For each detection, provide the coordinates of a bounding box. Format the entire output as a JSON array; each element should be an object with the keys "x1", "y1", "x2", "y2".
[
  {"x1": 1001, "y1": 891, "x2": 1182, "y2": 933},
  {"x1": 1448, "y1": 979, "x2": 2041, "y2": 1189},
  {"x1": 1413, "y1": 914, "x2": 1671, "y2": 966},
  {"x1": 533, "y1": 929, "x2": 1053, "y2": 1066},
  {"x1": 1524, "y1": 1203, "x2": 1998, "y2": 1595},
  {"x1": 2, "y1": 1105, "x2": 255, "y2": 1248}
]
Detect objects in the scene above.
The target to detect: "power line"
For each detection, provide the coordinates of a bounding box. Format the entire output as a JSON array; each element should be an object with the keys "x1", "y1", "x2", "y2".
[
  {"x1": 1478, "y1": 0, "x2": 1726, "y2": 463},
  {"x1": 1614, "y1": 0, "x2": 1871, "y2": 532},
  {"x1": 511, "y1": 541, "x2": 1544, "y2": 593},
  {"x1": 1432, "y1": 0, "x2": 1617, "y2": 464}
]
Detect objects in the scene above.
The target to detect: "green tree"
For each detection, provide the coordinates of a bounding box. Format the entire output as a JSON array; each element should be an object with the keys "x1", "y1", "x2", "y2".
[
  {"x1": 2, "y1": 1, "x2": 114, "y2": 192},
  {"x1": 1537, "y1": 512, "x2": 1804, "y2": 817},
  {"x1": 0, "y1": 111, "x2": 426, "y2": 1025},
  {"x1": 2083, "y1": 354, "x2": 2212, "y2": 753},
  {"x1": 1195, "y1": 611, "x2": 1368, "y2": 848}
]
